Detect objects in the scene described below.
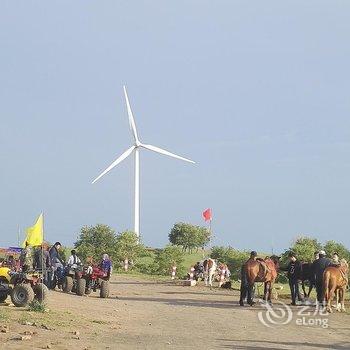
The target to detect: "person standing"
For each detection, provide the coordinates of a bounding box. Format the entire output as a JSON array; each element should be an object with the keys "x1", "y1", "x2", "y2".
[
  {"x1": 33, "y1": 242, "x2": 51, "y2": 270},
  {"x1": 100, "y1": 253, "x2": 112, "y2": 279},
  {"x1": 49, "y1": 242, "x2": 65, "y2": 288},
  {"x1": 312, "y1": 250, "x2": 332, "y2": 306},
  {"x1": 33, "y1": 242, "x2": 51, "y2": 286},
  {"x1": 282, "y1": 252, "x2": 302, "y2": 305},
  {"x1": 20, "y1": 241, "x2": 34, "y2": 272}
]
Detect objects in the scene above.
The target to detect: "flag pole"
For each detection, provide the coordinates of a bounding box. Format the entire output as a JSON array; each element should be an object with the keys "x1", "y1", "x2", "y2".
[
  {"x1": 209, "y1": 218, "x2": 212, "y2": 251},
  {"x1": 202, "y1": 208, "x2": 213, "y2": 257},
  {"x1": 17, "y1": 225, "x2": 21, "y2": 247},
  {"x1": 41, "y1": 211, "x2": 45, "y2": 296}
]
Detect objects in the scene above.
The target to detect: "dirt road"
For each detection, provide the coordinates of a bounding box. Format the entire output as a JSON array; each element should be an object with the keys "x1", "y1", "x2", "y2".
[{"x1": 1, "y1": 275, "x2": 349, "y2": 350}]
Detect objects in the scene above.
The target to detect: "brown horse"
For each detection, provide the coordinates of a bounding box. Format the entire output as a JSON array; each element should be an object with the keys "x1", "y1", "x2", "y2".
[
  {"x1": 245, "y1": 255, "x2": 280, "y2": 304},
  {"x1": 323, "y1": 259, "x2": 348, "y2": 313}
]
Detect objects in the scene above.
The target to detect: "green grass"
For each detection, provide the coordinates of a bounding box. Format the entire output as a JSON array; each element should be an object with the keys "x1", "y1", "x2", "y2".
[
  {"x1": 115, "y1": 249, "x2": 209, "y2": 277},
  {"x1": 182, "y1": 250, "x2": 209, "y2": 269},
  {"x1": 91, "y1": 319, "x2": 111, "y2": 325},
  {"x1": 0, "y1": 309, "x2": 9, "y2": 321},
  {"x1": 28, "y1": 300, "x2": 47, "y2": 313}
]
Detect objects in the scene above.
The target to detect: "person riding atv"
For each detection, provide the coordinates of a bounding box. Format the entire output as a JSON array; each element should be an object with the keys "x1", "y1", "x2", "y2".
[
  {"x1": 62, "y1": 250, "x2": 83, "y2": 293},
  {"x1": 76, "y1": 254, "x2": 112, "y2": 298},
  {"x1": 48, "y1": 242, "x2": 65, "y2": 290}
]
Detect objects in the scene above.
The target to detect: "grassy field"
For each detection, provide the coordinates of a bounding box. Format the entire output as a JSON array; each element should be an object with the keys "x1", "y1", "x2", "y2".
[{"x1": 182, "y1": 250, "x2": 208, "y2": 267}]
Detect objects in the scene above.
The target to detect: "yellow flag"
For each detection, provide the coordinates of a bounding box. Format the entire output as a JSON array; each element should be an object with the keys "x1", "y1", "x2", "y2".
[{"x1": 23, "y1": 213, "x2": 44, "y2": 247}]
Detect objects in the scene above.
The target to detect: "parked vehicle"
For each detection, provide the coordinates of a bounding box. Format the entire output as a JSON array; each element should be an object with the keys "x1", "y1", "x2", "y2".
[
  {"x1": 0, "y1": 269, "x2": 48, "y2": 307},
  {"x1": 77, "y1": 265, "x2": 110, "y2": 298},
  {"x1": 0, "y1": 267, "x2": 11, "y2": 303}
]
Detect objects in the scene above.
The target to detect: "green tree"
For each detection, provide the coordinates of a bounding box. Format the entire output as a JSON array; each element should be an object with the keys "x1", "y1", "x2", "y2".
[
  {"x1": 283, "y1": 236, "x2": 322, "y2": 263},
  {"x1": 169, "y1": 222, "x2": 210, "y2": 252},
  {"x1": 155, "y1": 245, "x2": 185, "y2": 277},
  {"x1": 324, "y1": 240, "x2": 350, "y2": 261},
  {"x1": 74, "y1": 224, "x2": 117, "y2": 262},
  {"x1": 115, "y1": 231, "x2": 147, "y2": 269}
]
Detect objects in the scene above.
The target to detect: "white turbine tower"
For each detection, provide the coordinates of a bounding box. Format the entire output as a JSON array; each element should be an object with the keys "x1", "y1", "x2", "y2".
[{"x1": 92, "y1": 86, "x2": 195, "y2": 238}]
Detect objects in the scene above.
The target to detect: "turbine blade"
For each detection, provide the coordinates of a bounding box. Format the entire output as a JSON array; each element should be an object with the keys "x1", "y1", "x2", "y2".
[
  {"x1": 141, "y1": 144, "x2": 195, "y2": 164},
  {"x1": 123, "y1": 86, "x2": 139, "y2": 142},
  {"x1": 92, "y1": 146, "x2": 135, "y2": 184}
]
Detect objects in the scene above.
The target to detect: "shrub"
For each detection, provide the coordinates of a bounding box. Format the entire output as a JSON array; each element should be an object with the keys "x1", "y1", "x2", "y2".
[
  {"x1": 282, "y1": 237, "x2": 322, "y2": 263},
  {"x1": 134, "y1": 260, "x2": 158, "y2": 275},
  {"x1": 75, "y1": 224, "x2": 118, "y2": 262},
  {"x1": 155, "y1": 245, "x2": 185, "y2": 277},
  {"x1": 324, "y1": 240, "x2": 350, "y2": 261},
  {"x1": 28, "y1": 300, "x2": 46, "y2": 313},
  {"x1": 169, "y1": 223, "x2": 210, "y2": 253},
  {"x1": 114, "y1": 231, "x2": 148, "y2": 270}
]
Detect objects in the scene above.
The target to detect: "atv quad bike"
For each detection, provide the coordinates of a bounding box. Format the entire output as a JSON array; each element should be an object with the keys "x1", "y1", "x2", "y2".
[
  {"x1": 0, "y1": 267, "x2": 11, "y2": 303},
  {"x1": 62, "y1": 264, "x2": 83, "y2": 293},
  {"x1": 77, "y1": 265, "x2": 110, "y2": 298},
  {"x1": 0, "y1": 269, "x2": 48, "y2": 307}
]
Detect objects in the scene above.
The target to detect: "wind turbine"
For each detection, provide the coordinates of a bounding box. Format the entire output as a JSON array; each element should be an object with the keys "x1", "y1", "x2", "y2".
[{"x1": 92, "y1": 86, "x2": 195, "y2": 238}]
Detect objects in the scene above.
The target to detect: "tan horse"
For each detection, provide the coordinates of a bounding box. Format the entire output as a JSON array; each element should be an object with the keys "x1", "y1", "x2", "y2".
[
  {"x1": 245, "y1": 255, "x2": 280, "y2": 304},
  {"x1": 323, "y1": 259, "x2": 348, "y2": 313}
]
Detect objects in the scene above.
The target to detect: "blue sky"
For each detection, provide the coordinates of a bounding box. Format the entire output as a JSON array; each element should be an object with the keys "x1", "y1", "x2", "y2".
[{"x1": 0, "y1": 1, "x2": 349, "y2": 253}]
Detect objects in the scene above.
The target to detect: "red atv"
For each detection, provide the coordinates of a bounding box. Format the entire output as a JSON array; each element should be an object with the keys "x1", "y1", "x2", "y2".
[{"x1": 76, "y1": 265, "x2": 110, "y2": 298}]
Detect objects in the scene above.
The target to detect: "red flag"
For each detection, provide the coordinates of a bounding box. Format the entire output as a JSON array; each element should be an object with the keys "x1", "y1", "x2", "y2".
[{"x1": 202, "y1": 208, "x2": 212, "y2": 222}]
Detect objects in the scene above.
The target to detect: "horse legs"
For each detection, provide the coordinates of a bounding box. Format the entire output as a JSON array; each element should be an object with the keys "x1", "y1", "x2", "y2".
[
  {"x1": 247, "y1": 283, "x2": 255, "y2": 306},
  {"x1": 301, "y1": 280, "x2": 307, "y2": 298},
  {"x1": 239, "y1": 267, "x2": 247, "y2": 306},
  {"x1": 307, "y1": 282, "x2": 313, "y2": 298},
  {"x1": 204, "y1": 273, "x2": 208, "y2": 286},
  {"x1": 268, "y1": 282, "x2": 273, "y2": 304},
  {"x1": 339, "y1": 288, "x2": 346, "y2": 312},
  {"x1": 263, "y1": 282, "x2": 272, "y2": 303},
  {"x1": 335, "y1": 289, "x2": 340, "y2": 312},
  {"x1": 208, "y1": 269, "x2": 214, "y2": 289},
  {"x1": 327, "y1": 287, "x2": 336, "y2": 313},
  {"x1": 296, "y1": 281, "x2": 303, "y2": 302}
]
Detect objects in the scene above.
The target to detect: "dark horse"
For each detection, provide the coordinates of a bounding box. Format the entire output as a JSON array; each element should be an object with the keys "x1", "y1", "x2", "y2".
[
  {"x1": 244, "y1": 255, "x2": 280, "y2": 305},
  {"x1": 298, "y1": 262, "x2": 315, "y2": 298}
]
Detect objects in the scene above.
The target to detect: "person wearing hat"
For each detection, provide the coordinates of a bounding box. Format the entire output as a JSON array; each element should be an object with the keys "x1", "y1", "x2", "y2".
[
  {"x1": 281, "y1": 252, "x2": 302, "y2": 305},
  {"x1": 314, "y1": 251, "x2": 319, "y2": 261},
  {"x1": 312, "y1": 250, "x2": 332, "y2": 305},
  {"x1": 239, "y1": 251, "x2": 257, "y2": 306},
  {"x1": 332, "y1": 252, "x2": 340, "y2": 265}
]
